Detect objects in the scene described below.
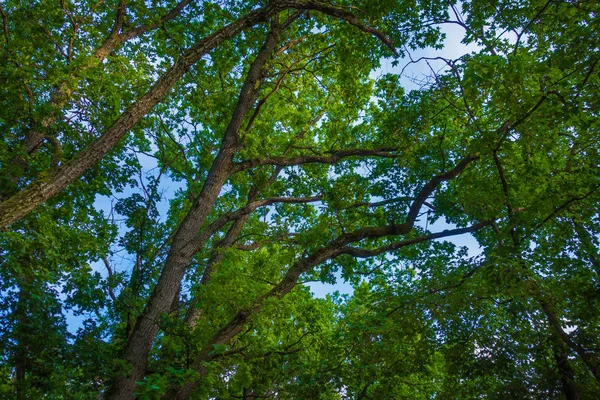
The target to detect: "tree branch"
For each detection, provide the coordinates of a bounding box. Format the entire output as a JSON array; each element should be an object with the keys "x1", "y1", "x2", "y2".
[
  {"x1": 232, "y1": 147, "x2": 399, "y2": 173},
  {"x1": 340, "y1": 221, "x2": 491, "y2": 258},
  {"x1": 292, "y1": 0, "x2": 398, "y2": 56},
  {"x1": 118, "y1": 0, "x2": 194, "y2": 42},
  {"x1": 167, "y1": 157, "x2": 481, "y2": 399}
]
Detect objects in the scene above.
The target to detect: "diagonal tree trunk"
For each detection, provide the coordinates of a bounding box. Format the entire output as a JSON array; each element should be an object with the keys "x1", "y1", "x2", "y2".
[
  {"x1": 0, "y1": 5, "x2": 280, "y2": 230},
  {"x1": 553, "y1": 343, "x2": 580, "y2": 400},
  {"x1": 105, "y1": 20, "x2": 288, "y2": 400}
]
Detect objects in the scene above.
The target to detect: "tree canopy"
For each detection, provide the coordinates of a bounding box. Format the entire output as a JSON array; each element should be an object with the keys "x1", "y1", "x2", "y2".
[{"x1": 1, "y1": 0, "x2": 599, "y2": 399}]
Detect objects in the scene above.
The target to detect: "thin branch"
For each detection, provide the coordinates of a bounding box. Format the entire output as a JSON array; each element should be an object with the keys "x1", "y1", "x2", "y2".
[
  {"x1": 513, "y1": 0, "x2": 553, "y2": 55},
  {"x1": 297, "y1": 0, "x2": 398, "y2": 56},
  {"x1": 531, "y1": 185, "x2": 600, "y2": 233},
  {"x1": 492, "y1": 151, "x2": 517, "y2": 244},
  {"x1": 405, "y1": 156, "x2": 478, "y2": 227},
  {"x1": 340, "y1": 220, "x2": 491, "y2": 259},
  {"x1": 44, "y1": 135, "x2": 63, "y2": 168},
  {"x1": 232, "y1": 147, "x2": 399, "y2": 173},
  {"x1": 188, "y1": 195, "x2": 322, "y2": 254},
  {"x1": 101, "y1": 255, "x2": 118, "y2": 302}
]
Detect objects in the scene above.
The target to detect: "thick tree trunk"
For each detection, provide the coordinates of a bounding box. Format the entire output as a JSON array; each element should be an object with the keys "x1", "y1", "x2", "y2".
[
  {"x1": 0, "y1": 6, "x2": 277, "y2": 230},
  {"x1": 105, "y1": 24, "x2": 286, "y2": 400}
]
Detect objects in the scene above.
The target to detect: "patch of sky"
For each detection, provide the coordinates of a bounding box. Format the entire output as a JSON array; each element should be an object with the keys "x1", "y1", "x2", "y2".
[
  {"x1": 373, "y1": 11, "x2": 481, "y2": 92},
  {"x1": 68, "y1": 145, "x2": 185, "y2": 333}
]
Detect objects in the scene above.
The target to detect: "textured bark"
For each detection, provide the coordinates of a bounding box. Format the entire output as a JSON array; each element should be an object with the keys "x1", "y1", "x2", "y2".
[
  {"x1": 0, "y1": 5, "x2": 276, "y2": 230},
  {"x1": 105, "y1": 23, "x2": 286, "y2": 400}
]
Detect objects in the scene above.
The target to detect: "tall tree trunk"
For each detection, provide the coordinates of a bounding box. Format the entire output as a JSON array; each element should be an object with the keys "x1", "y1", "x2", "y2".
[{"x1": 105, "y1": 23, "x2": 286, "y2": 400}]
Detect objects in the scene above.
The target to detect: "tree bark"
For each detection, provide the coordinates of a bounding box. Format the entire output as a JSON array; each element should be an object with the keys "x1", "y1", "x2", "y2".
[
  {"x1": 0, "y1": 5, "x2": 277, "y2": 230},
  {"x1": 105, "y1": 22, "x2": 286, "y2": 400},
  {"x1": 539, "y1": 298, "x2": 600, "y2": 384}
]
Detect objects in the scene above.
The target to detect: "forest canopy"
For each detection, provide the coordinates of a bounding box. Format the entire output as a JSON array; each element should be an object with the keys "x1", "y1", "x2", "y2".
[{"x1": 1, "y1": 0, "x2": 599, "y2": 399}]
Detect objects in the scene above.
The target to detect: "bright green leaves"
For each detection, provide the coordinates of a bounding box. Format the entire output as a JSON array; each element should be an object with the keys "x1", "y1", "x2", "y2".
[{"x1": 2, "y1": 0, "x2": 600, "y2": 398}]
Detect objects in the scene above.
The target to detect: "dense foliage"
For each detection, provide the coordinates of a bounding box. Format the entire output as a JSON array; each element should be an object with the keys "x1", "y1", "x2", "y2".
[{"x1": 1, "y1": 0, "x2": 599, "y2": 398}]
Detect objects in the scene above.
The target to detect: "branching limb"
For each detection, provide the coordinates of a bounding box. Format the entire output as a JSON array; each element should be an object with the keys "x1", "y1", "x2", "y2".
[
  {"x1": 293, "y1": 0, "x2": 398, "y2": 56},
  {"x1": 168, "y1": 156, "x2": 482, "y2": 399},
  {"x1": 232, "y1": 147, "x2": 399, "y2": 173},
  {"x1": 340, "y1": 220, "x2": 491, "y2": 258},
  {"x1": 183, "y1": 195, "x2": 322, "y2": 258}
]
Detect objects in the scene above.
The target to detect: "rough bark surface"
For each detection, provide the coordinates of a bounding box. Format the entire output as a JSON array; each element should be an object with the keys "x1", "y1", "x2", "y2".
[
  {"x1": 0, "y1": 6, "x2": 275, "y2": 230},
  {"x1": 105, "y1": 23, "x2": 285, "y2": 400}
]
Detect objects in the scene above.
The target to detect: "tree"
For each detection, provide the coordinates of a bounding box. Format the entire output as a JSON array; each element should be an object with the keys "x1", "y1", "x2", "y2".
[{"x1": 1, "y1": 0, "x2": 599, "y2": 399}]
